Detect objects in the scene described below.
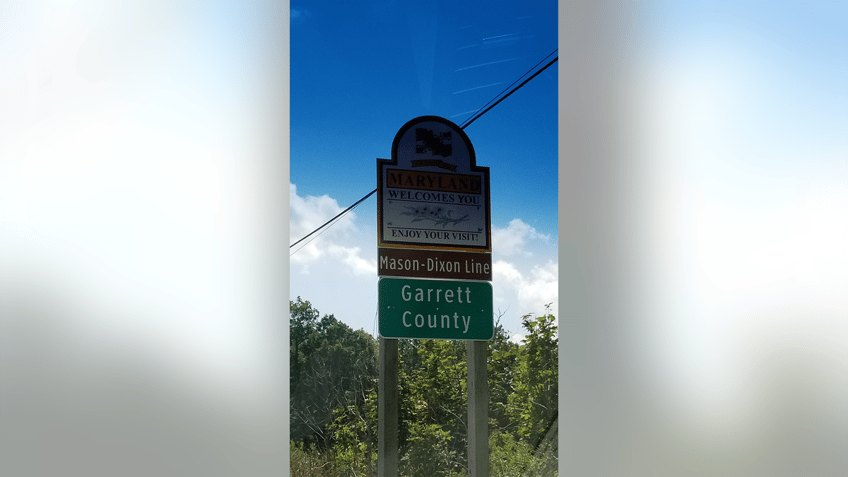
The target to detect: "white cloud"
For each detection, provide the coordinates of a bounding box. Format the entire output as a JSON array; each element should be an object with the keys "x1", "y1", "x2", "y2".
[
  {"x1": 290, "y1": 184, "x2": 376, "y2": 277},
  {"x1": 518, "y1": 261, "x2": 558, "y2": 316},
  {"x1": 290, "y1": 183, "x2": 357, "y2": 264},
  {"x1": 493, "y1": 259, "x2": 522, "y2": 284},
  {"x1": 492, "y1": 218, "x2": 550, "y2": 257},
  {"x1": 493, "y1": 259, "x2": 558, "y2": 320},
  {"x1": 328, "y1": 245, "x2": 377, "y2": 276}
]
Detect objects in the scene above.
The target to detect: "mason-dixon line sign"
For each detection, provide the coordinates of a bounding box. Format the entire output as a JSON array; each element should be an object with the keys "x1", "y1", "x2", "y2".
[{"x1": 379, "y1": 248, "x2": 492, "y2": 281}]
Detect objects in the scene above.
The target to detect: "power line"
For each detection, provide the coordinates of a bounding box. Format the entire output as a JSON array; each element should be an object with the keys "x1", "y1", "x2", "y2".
[
  {"x1": 460, "y1": 51, "x2": 557, "y2": 129},
  {"x1": 459, "y1": 48, "x2": 557, "y2": 129},
  {"x1": 288, "y1": 210, "x2": 348, "y2": 257},
  {"x1": 289, "y1": 189, "x2": 376, "y2": 252},
  {"x1": 290, "y1": 49, "x2": 557, "y2": 251}
]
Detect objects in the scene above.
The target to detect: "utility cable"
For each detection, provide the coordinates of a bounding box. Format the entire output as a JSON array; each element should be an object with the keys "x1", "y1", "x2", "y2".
[
  {"x1": 460, "y1": 52, "x2": 557, "y2": 129},
  {"x1": 459, "y1": 48, "x2": 557, "y2": 129},
  {"x1": 290, "y1": 49, "x2": 557, "y2": 251},
  {"x1": 289, "y1": 212, "x2": 345, "y2": 257},
  {"x1": 290, "y1": 188, "x2": 376, "y2": 251}
]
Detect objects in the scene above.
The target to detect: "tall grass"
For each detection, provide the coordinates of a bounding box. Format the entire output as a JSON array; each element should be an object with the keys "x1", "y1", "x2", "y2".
[{"x1": 290, "y1": 430, "x2": 557, "y2": 477}]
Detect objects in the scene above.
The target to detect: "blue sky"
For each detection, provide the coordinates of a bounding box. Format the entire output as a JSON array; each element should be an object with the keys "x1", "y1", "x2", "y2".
[
  {"x1": 290, "y1": 1, "x2": 560, "y2": 338},
  {"x1": 290, "y1": 1, "x2": 559, "y2": 228}
]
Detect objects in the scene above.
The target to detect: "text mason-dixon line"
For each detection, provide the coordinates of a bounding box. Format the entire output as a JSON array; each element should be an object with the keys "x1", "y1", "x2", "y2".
[{"x1": 380, "y1": 256, "x2": 491, "y2": 275}]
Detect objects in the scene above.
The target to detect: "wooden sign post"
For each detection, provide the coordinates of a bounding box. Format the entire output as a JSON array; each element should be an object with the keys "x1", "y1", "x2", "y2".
[
  {"x1": 467, "y1": 340, "x2": 489, "y2": 476},
  {"x1": 377, "y1": 337, "x2": 398, "y2": 476}
]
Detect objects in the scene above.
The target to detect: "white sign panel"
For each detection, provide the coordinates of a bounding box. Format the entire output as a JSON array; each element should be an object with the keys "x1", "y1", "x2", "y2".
[{"x1": 378, "y1": 116, "x2": 490, "y2": 252}]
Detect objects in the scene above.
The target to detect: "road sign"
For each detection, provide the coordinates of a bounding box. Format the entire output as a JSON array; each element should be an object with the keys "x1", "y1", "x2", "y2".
[
  {"x1": 378, "y1": 116, "x2": 491, "y2": 252},
  {"x1": 378, "y1": 248, "x2": 492, "y2": 281},
  {"x1": 377, "y1": 118, "x2": 494, "y2": 477},
  {"x1": 378, "y1": 277, "x2": 493, "y2": 340}
]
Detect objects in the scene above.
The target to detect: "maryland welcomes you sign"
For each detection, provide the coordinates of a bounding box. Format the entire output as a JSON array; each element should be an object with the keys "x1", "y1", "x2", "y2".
[{"x1": 378, "y1": 116, "x2": 491, "y2": 252}]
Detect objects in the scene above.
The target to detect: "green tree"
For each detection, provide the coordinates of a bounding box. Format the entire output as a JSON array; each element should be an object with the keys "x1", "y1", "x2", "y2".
[
  {"x1": 508, "y1": 306, "x2": 558, "y2": 449},
  {"x1": 487, "y1": 316, "x2": 521, "y2": 434},
  {"x1": 290, "y1": 296, "x2": 320, "y2": 391},
  {"x1": 489, "y1": 430, "x2": 535, "y2": 476},
  {"x1": 290, "y1": 299, "x2": 558, "y2": 476},
  {"x1": 399, "y1": 339, "x2": 468, "y2": 476},
  {"x1": 290, "y1": 298, "x2": 378, "y2": 449}
]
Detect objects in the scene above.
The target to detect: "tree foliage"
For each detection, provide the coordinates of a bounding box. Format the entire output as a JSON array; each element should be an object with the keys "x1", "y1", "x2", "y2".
[
  {"x1": 508, "y1": 307, "x2": 558, "y2": 445},
  {"x1": 290, "y1": 298, "x2": 558, "y2": 476},
  {"x1": 290, "y1": 297, "x2": 378, "y2": 449}
]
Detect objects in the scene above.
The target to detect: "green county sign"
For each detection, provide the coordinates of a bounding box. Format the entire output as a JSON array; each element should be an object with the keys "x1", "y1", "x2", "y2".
[{"x1": 378, "y1": 277, "x2": 493, "y2": 340}]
